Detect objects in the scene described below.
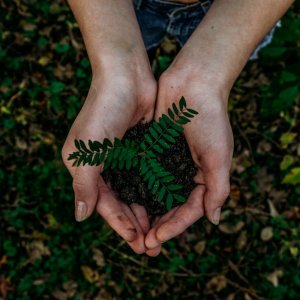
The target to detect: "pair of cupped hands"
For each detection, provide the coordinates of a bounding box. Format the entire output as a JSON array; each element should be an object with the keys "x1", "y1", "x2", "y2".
[{"x1": 62, "y1": 51, "x2": 233, "y2": 257}]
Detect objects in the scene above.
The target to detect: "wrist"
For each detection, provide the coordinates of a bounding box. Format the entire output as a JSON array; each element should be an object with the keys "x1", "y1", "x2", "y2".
[
  {"x1": 89, "y1": 55, "x2": 157, "y2": 111},
  {"x1": 68, "y1": 0, "x2": 149, "y2": 77},
  {"x1": 90, "y1": 47, "x2": 152, "y2": 79},
  {"x1": 163, "y1": 58, "x2": 231, "y2": 109},
  {"x1": 170, "y1": 48, "x2": 235, "y2": 97}
]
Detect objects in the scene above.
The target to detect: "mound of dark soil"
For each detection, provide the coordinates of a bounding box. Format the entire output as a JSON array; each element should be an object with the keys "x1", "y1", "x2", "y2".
[{"x1": 102, "y1": 123, "x2": 197, "y2": 215}]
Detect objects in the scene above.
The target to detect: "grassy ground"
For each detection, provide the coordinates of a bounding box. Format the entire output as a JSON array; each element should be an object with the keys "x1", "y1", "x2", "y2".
[{"x1": 1, "y1": 1, "x2": 299, "y2": 299}]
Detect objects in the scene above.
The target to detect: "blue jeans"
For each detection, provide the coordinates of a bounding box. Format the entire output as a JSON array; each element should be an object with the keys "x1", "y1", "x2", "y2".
[{"x1": 134, "y1": 0, "x2": 279, "y2": 59}]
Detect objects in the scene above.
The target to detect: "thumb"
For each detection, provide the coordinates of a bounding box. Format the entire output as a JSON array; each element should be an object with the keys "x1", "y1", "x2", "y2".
[
  {"x1": 73, "y1": 166, "x2": 99, "y2": 222},
  {"x1": 203, "y1": 168, "x2": 230, "y2": 225}
]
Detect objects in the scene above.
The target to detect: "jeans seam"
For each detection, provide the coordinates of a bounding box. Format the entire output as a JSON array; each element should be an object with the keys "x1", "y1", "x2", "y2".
[
  {"x1": 151, "y1": 0, "x2": 182, "y2": 6},
  {"x1": 167, "y1": 1, "x2": 202, "y2": 18},
  {"x1": 134, "y1": 0, "x2": 143, "y2": 10},
  {"x1": 200, "y1": 0, "x2": 212, "y2": 13}
]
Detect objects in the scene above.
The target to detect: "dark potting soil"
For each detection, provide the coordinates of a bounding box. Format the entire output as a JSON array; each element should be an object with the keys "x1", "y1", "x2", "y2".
[{"x1": 102, "y1": 122, "x2": 197, "y2": 215}]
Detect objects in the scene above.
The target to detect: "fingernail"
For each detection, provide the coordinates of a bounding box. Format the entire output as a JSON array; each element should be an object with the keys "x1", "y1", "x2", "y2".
[
  {"x1": 211, "y1": 207, "x2": 221, "y2": 225},
  {"x1": 75, "y1": 201, "x2": 87, "y2": 222}
]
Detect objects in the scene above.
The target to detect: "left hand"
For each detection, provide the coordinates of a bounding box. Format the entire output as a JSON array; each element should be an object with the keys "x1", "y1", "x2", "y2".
[{"x1": 144, "y1": 61, "x2": 234, "y2": 257}]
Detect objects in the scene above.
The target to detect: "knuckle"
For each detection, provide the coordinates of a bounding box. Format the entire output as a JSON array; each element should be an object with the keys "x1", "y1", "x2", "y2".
[
  {"x1": 125, "y1": 228, "x2": 137, "y2": 243},
  {"x1": 72, "y1": 178, "x2": 87, "y2": 195},
  {"x1": 132, "y1": 246, "x2": 146, "y2": 255},
  {"x1": 218, "y1": 184, "x2": 230, "y2": 200}
]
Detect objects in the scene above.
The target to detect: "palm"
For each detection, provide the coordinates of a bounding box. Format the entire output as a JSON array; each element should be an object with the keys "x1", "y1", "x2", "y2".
[
  {"x1": 145, "y1": 76, "x2": 233, "y2": 255},
  {"x1": 62, "y1": 74, "x2": 157, "y2": 254}
]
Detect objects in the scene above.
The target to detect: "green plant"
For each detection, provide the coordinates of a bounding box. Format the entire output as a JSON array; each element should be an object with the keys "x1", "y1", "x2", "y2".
[{"x1": 67, "y1": 97, "x2": 198, "y2": 210}]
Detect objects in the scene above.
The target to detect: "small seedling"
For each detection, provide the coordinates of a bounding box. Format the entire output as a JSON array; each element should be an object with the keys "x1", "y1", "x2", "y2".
[{"x1": 68, "y1": 97, "x2": 198, "y2": 210}]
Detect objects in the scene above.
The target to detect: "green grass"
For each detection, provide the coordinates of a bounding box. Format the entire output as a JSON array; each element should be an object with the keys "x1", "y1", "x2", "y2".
[{"x1": 1, "y1": 1, "x2": 299, "y2": 299}]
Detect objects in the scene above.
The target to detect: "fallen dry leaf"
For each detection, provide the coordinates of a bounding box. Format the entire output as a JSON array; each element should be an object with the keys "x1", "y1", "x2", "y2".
[
  {"x1": 257, "y1": 140, "x2": 272, "y2": 153},
  {"x1": 31, "y1": 230, "x2": 50, "y2": 240},
  {"x1": 81, "y1": 265, "x2": 100, "y2": 284},
  {"x1": 38, "y1": 56, "x2": 51, "y2": 66},
  {"x1": 226, "y1": 293, "x2": 236, "y2": 300},
  {"x1": 15, "y1": 136, "x2": 27, "y2": 150},
  {"x1": 236, "y1": 230, "x2": 248, "y2": 250},
  {"x1": 205, "y1": 275, "x2": 227, "y2": 293},
  {"x1": 267, "y1": 199, "x2": 279, "y2": 217},
  {"x1": 0, "y1": 256, "x2": 7, "y2": 267},
  {"x1": 52, "y1": 290, "x2": 68, "y2": 300},
  {"x1": 26, "y1": 240, "x2": 51, "y2": 262},
  {"x1": 267, "y1": 269, "x2": 283, "y2": 287},
  {"x1": 92, "y1": 248, "x2": 105, "y2": 268},
  {"x1": 219, "y1": 221, "x2": 245, "y2": 234},
  {"x1": 45, "y1": 214, "x2": 60, "y2": 229},
  {"x1": 194, "y1": 241, "x2": 206, "y2": 255},
  {"x1": 260, "y1": 227, "x2": 273, "y2": 241},
  {"x1": 229, "y1": 184, "x2": 241, "y2": 208},
  {"x1": 244, "y1": 293, "x2": 253, "y2": 300},
  {"x1": 289, "y1": 247, "x2": 298, "y2": 257}
]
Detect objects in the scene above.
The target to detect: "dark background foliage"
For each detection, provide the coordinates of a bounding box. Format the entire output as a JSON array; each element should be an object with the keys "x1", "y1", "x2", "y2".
[{"x1": 0, "y1": 1, "x2": 299, "y2": 299}]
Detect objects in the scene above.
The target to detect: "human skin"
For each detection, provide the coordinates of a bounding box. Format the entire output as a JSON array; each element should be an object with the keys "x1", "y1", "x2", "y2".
[
  {"x1": 62, "y1": 0, "x2": 158, "y2": 254},
  {"x1": 62, "y1": 0, "x2": 293, "y2": 256}
]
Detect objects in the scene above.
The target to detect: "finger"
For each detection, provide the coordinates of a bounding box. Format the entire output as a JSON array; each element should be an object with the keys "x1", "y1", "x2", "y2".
[
  {"x1": 146, "y1": 245, "x2": 161, "y2": 257},
  {"x1": 98, "y1": 178, "x2": 148, "y2": 254},
  {"x1": 97, "y1": 178, "x2": 137, "y2": 243},
  {"x1": 130, "y1": 203, "x2": 150, "y2": 234},
  {"x1": 193, "y1": 168, "x2": 205, "y2": 185},
  {"x1": 203, "y1": 168, "x2": 230, "y2": 225},
  {"x1": 72, "y1": 166, "x2": 100, "y2": 222},
  {"x1": 145, "y1": 206, "x2": 180, "y2": 249},
  {"x1": 123, "y1": 204, "x2": 147, "y2": 254},
  {"x1": 155, "y1": 185, "x2": 205, "y2": 243}
]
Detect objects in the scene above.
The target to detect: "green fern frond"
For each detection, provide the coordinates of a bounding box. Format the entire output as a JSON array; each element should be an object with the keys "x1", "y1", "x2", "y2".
[
  {"x1": 139, "y1": 98, "x2": 197, "y2": 157},
  {"x1": 140, "y1": 158, "x2": 185, "y2": 210},
  {"x1": 68, "y1": 138, "x2": 109, "y2": 167},
  {"x1": 103, "y1": 138, "x2": 138, "y2": 171},
  {"x1": 68, "y1": 136, "x2": 138, "y2": 168}
]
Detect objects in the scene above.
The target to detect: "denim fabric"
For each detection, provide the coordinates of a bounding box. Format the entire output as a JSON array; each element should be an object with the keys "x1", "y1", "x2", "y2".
[{"x1": 133, "y1": 0, "x2": 279, "y2": 60}]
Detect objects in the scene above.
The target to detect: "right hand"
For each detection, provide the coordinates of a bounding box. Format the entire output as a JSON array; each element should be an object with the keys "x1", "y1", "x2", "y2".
[
  {"x1": 62, "y1": 60, "x2": 157, "y2": 254},
  {"x1": 144, "y1": 59, "x2": 233, "y2": 256}
]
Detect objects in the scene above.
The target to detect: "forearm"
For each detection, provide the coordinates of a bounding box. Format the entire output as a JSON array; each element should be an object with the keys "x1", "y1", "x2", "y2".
[
  {"x1": 67, "y1": 0, "x2": 148, "y2": 74},
  {"x1": 172, "y1": 0, "x2": 294, "y2": 91}
]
